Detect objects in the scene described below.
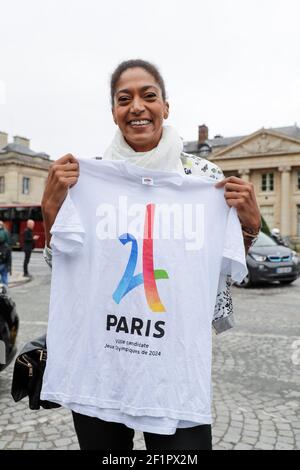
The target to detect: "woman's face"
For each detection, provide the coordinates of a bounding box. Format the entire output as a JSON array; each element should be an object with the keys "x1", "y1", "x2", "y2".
[{"x1": 112, "y1": 67, "x2": 169, "y2": 152}]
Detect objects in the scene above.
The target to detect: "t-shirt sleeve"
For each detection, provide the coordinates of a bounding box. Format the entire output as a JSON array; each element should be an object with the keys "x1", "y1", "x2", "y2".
[
  {"x1": 221, "y1": 207, "x2": 248, "y2": 283},
  {"x1": 212, "y1": 273, "x2": 234, "y2": 334},
  {"x1": 212, "y1": 208, "x2": 248, "y2": 334},
  {"x1": 50, "y1": 191, "x2": 85, "y2": 254}
]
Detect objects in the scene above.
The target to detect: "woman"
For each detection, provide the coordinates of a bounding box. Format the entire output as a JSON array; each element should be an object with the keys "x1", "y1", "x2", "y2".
[{"x1": 41, "y1": 59, "x2": 261, "y2": 450}]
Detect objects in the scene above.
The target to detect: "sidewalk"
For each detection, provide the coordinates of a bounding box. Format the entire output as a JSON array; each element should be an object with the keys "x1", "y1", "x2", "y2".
[{"x1": 8, "y1": 271, "x2": 31, "y2": 288}]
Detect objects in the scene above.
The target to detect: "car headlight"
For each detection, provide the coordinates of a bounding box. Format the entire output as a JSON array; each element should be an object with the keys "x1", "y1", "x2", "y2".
[
  {"x1": 292, "y1": 250, "x2": 299, "y2": 263},
  {"x1": 251, "y1": 253, "x2": 267, "y2": 262}
]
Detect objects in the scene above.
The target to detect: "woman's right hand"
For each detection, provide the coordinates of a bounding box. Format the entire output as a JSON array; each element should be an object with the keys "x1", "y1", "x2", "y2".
[{"x1": 41, "y1": 154, "x2": 79, "y2": 247}]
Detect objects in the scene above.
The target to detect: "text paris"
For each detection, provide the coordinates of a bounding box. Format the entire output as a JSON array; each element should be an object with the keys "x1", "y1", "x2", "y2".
[{"x1": 106, "y1": 314, "x2": 165, "y2": 338}]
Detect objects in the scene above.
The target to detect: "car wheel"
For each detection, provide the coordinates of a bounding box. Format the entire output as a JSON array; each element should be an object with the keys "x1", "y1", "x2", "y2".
[
  {"x1": 279, "y1": 279, "x2": 295, "y2": 285},
  {"x1": 235, "y1": 272, "x2": 252, "y2": 288}
]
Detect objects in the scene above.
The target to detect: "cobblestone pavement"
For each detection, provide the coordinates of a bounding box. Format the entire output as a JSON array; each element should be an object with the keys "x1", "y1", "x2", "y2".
[{"x1": 0, "y1": 252, "x2": 299, "y2": 450}]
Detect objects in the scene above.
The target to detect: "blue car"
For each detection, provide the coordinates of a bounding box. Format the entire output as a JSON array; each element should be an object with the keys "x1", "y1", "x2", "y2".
[{"x1": 237, "y1": 232, "x2": 300, "y2": 287}]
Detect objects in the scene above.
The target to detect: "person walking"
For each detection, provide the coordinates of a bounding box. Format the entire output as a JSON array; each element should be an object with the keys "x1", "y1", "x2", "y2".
[
  {"x1": 0, "y1": 233, "x2": 11, "y2": 286},
  {"x1": 23, "y1": 219, "x2": 39, "y2": 277},
  {"x1": 0, "y1": 220, "x2": 10, "y2": 245},
  {"x1": 41, "y1": 59, "x2": 261, "y2": 451}
]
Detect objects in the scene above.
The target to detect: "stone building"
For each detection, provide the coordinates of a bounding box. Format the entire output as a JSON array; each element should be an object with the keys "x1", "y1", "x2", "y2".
[
  {"x1": 0, "y1": 132, "x2": 52, "y2": 248},
  {"x1": 184, "y1": 125, "x2": 300, "y2": 246},
  {"x1": 0, "y1": 131, "x2": 52, "y2": 205}
]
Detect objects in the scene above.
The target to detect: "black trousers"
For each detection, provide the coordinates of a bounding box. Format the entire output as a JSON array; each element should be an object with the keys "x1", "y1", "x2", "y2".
[
  {"x1": 72, "y1": 411, "x2": 212, "y2": 450},
  {"x1": 23, "y1": 249, "x2": 32, "y2": 275}
]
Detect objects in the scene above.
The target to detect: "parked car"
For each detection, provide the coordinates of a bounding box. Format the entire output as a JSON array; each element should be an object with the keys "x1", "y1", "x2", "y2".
[
  {"x1": 0, "y1": 285, "x2": 19, "y2": 371},
  {"x1": 236, "y1": 232, "x2": 300, "y2": 287}
]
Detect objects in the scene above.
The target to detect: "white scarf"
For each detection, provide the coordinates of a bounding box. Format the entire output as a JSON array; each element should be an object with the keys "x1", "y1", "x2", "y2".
[{"x1": 102, "y1": 125, "x2": 185, "y2": 175}]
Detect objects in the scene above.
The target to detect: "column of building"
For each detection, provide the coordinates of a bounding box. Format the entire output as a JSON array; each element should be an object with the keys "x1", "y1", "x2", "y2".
[
  {"x1": 238, "y1": 169, "x2": 250, "y2": 181},
  {"x1": 278, "y1": 166, "x2": 291, "y2": 237}
]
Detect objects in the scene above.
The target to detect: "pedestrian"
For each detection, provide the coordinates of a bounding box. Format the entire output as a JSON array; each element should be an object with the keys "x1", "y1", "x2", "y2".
[
  {"x1": 0, "y1": 220, "x2": 10, "y2": 245},
  {"x1": 270, "y1": 227, "x2": 289, "y2": 247},
  {"x1": 41, "y1": 59, "x2": 261, "y2": 450},
  {"x1": 23, "y1": 219, "x2": 39, "y2": 277},
  {"x1": 0, "y1": 230, "x2": 11, "y2": 286}
]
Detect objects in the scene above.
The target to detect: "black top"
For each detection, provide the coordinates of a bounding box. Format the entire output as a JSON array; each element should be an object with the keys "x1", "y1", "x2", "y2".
[
  {"x1": 23, "y1": 228, "x2": 35, "y2": 251},
  {"x1": 0, "y1": 243, "x2": 12, "y2": 271}
]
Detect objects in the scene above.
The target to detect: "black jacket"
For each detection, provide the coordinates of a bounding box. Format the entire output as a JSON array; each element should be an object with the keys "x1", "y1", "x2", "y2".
[
  {"x1": 0, "y1": 242, "x2": 12, "y2": 272},
  {"x1": 23, "y1": 228, "x2": 35, "y2": 251}
]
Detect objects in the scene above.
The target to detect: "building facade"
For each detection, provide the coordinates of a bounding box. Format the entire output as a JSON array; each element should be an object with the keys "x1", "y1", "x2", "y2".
[
  {"x1": 0, "y1": 132, "x2": 52, "y2": 205},
  {"x1": 184, "y1": 125, "x2": 300, "y2": 246}
]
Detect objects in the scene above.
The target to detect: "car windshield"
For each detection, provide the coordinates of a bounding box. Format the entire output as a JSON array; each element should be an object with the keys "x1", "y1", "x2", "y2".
[{"x1": 253, "y1": 232, "x2": 278, "y2": 247}]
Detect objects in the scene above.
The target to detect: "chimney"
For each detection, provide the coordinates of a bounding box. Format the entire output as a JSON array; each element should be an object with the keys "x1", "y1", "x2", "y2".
[
  {"x1": 0, "y1": 131, "x2": 8, "y2": 149},
  {"x1": 13, "y1": 135, "x2": 30, "y2": 148},
  {"x1": 198, "y1": 124, "x2": 209, "y2": 144}
]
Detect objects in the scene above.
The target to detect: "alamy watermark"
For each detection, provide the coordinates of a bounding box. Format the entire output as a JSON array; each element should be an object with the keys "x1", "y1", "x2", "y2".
[
  {"x1": 95, "y1": 196, "x2": 205, "y2": 250},
  {"x1": 291, "y1": 339, "x2": 300, "y2": 366}
]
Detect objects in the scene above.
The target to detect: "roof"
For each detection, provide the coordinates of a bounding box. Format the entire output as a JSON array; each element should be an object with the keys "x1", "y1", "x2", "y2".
[
  {"x1": 268, "y1": 125, "x2": 300, "y2": 139},
  {"x1": 0, "y1": 143, "x2": 50, "y2": 159},
  {"x1": 183, "y1": 125, "x2": 300, "y2": 153}
]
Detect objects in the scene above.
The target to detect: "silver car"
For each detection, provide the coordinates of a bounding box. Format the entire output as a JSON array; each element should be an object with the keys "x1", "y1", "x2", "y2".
[{"x1": 237, "y1": 232, "x2": 300, "y2": 287}]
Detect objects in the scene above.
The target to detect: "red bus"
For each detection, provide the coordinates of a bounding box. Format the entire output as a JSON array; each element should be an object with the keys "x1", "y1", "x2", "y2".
[{"x1": 0, "y1": 204, "x2": 45, "y2": 249}]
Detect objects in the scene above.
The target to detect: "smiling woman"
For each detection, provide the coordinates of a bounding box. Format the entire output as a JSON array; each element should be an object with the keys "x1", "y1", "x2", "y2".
[
  {"x1": 110, "y1": 60, "x2": 169, "y2": 152},
  {"x1": 40, "y1": 58, "x2": 261, "y2": 452}
]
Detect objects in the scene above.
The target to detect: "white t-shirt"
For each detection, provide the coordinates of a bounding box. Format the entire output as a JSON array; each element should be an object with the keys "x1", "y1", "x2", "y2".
[{"x1": 41, "y1": 158, "x2": 247, "y2": 435}]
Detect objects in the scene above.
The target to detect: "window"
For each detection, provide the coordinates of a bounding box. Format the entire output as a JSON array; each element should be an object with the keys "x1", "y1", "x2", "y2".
[
  {"x1": 254, "y1": 232, "x2": 278, "y2": 247},
  {"x1": 22, "y1": 177, "x2": 30, "y2": 195},
  {"x1": 0, "y1": 176, "x2": 4, "y2": 193},
  {"x1": 261, "y1": 173, "x2": 274, "y2": 191},
  {"x1": 297, "y1": 205, "x2": 300, "y2": 237},
  {"x1": 297, "y1": 171, "x2": 300, "y2": 190}
]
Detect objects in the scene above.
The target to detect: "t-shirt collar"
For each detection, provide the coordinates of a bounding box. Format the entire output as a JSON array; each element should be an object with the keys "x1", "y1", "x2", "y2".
[{"x1": 117, "y1": 160, "x2": 184, "y2": 187}]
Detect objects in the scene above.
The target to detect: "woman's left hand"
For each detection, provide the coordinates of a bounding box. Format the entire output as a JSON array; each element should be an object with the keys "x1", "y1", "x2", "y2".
[{"x1": 215, "y1": 176, "x2": 261, "y2": 230}]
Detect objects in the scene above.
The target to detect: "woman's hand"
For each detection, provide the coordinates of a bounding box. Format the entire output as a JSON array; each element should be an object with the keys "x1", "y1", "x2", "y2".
[
  {"x1": 41, "y1": 154, "x2": 79, "y2": 246},
  {"x1": 215, "y1": 176, "x2": 261, "y2": 230}
]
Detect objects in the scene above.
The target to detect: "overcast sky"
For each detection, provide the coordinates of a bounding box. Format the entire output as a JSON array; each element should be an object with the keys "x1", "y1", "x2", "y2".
[{"x1": 1, "y1": 0, "x2": 299, "y2": 160}]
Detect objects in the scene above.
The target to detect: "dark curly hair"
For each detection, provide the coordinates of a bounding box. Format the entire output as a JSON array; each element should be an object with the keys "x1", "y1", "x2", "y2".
[{"x1": 110, "y1": 59, "x2": 167, "y2": 107}]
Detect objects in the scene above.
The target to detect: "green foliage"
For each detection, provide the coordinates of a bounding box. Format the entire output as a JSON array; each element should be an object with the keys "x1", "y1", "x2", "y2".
[{"x1": 260, "y1": 215, "x2": 271, "y2": 235}]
